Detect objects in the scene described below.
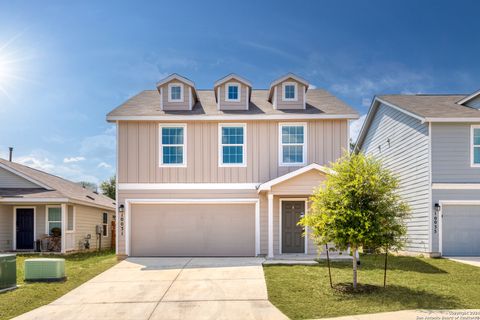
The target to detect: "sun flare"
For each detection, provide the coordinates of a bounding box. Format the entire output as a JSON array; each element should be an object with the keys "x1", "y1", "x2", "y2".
[{"x1": 0, "y1": 34, "x2": 31, "y2": 98}]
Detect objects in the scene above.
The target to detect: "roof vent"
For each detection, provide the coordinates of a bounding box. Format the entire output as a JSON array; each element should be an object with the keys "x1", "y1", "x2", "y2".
[{"x1": 86, "y1": 195, "x2": 95, "y2": 201}]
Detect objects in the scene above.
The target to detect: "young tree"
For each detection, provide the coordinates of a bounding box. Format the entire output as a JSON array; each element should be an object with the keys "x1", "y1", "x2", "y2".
[
  {"x1": 100, "y1": 176, "x2": 116, "y2": 200},
  {"x1": 299, "y1": 153, "x2": 409, "y2": 289}
]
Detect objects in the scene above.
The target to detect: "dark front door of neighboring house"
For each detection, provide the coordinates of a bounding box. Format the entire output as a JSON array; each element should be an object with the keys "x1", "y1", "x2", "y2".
[
  {"x1": 16, "y1": 208, "x2": 34, "y2": 250},
  {"x1": 282, "y1": 201, "x2": 305, "y2": 253}
]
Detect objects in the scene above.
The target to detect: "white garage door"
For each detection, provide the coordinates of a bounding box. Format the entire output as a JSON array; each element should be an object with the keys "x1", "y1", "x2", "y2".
[
  {"x1": 130, "y1": 203, "x2": 256, "y2": 257},
  {"x1": 442, "y1": 205, "x2": 480, "y2": 256}
]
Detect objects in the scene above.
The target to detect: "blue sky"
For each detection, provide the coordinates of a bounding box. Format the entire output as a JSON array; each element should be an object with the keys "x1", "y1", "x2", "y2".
[{"x1": 0, "y1": 0, "x2": 479, "y2": 184}]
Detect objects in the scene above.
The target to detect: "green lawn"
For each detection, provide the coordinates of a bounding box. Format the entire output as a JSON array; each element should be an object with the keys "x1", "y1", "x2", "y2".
[
  {"x1": 264, "y1": 255, "x2": 480, "y2": 320},
  {"x1": 0, "y1": 250, "x2": 118, "y2": 320}
]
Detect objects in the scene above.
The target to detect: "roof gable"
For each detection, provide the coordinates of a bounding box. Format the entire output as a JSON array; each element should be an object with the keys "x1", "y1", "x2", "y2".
[
  {"x1": 213, "y1": 73, "x2": 252, "y2": 88},
  {"x1": 457, "y1": 89, "x2": 480, "y2": 106},
  {"x1": 0, "y1": 162, "x2": 52, "y2": 189},
  {"x1": 268, "y1": 73, "x2": 309, "y2": 101},
  {"x1": 156, "y1": 73, "x2": 195, "y2": 88}
]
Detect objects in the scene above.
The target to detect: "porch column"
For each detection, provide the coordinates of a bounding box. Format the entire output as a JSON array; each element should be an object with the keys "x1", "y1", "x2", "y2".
[
  {"x1": 60, "y1": 203, "x2": 67, "y2": 254},
  {"x1": 267, "y1": 192, "x2": 274, "y2": 258}
]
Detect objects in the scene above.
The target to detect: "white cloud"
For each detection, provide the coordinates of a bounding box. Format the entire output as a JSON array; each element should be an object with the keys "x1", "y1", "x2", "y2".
[
  {"x1": 63, "y1": 156, "x2": 85, "y2": 163},
  {"x1": 97, "y1": 162, "x2": 112, "y2": 169},
  {"x1": 309, "y1": 84, "x2": 317, "y2": 89},
  {"x1": 349, "y1": 114, "x2": 367, "y2": 143},
  {"x1": 80, "y1": 127, "x2": 116, "y2": 155}
]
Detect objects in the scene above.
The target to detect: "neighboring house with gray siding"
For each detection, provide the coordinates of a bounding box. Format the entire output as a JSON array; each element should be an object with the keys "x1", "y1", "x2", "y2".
[{"x1": 356, "y1": 89, "x2": 480, "y2": 257}]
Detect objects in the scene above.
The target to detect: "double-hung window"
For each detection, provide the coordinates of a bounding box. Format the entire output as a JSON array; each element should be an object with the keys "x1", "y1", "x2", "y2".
[
  {"x1": 282, "y1": 82, "x2": 297, "y2": 101},
  {"x1": 279, "y1": 123, "x2": 306, "y2": 166},
  {"x1": 219, "y1": 124, "x2": 246, "y2": 166},
  {"x1": 225, "y1": 83, "x2": 240, "y2": 101},
  {"x1": 160, "y1": 124, "x2": 186, "y2": 167},
  {"x1": 472, "y1": 125, "x2": 480, "y2": 167},
  {"x1": 168, "y1": 83, "x2": 183, "y2": 102},
  {"x1": 47, "y1": 206, "x2": 62, "y2": 235},
  {"x1": 102, "y1": 212, "x2": 108, "y2": 237}
]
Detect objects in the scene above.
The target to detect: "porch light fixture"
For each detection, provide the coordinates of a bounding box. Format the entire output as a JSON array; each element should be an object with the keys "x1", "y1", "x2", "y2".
[
  {"x1": 434, "y1": 203, "x2": 441, "y2": 213},
  {"x1": 118, "y1": 204, "x2": 125, "y2": 213}
]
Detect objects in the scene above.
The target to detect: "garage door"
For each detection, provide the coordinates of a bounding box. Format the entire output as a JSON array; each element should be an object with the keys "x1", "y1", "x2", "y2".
[
  {"x1": 130, "y1": 203, "x2": 256, "y2": 257},
  {"x1": 442, "y1": 205, "x2": 480, "y2": 256}
]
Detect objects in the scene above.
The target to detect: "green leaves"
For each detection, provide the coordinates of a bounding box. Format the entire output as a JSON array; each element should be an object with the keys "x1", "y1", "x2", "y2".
[{"x1": 299, "y1": 152, "x2": 409, "y2": 252}]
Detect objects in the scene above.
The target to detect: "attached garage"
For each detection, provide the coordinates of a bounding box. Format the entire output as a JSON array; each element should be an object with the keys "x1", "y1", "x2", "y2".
[
  {"x1": 442, "y1": 204, "x2": 480, "y2": 256},
  {"x1": 128, "y1": 201, "x2": 257, "y2": 257}
]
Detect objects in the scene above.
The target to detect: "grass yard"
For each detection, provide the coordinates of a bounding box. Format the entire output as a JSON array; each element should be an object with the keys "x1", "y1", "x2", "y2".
[
  {"x1": 0, "y1": 250, "x2": 118, "y2": 320},
  {"x1": 264, "y1": 255, "x2": 480, "y2": 320}
]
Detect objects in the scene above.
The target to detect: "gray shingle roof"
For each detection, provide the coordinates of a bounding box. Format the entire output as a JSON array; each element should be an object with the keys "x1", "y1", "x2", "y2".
[
  {"x1": 0, "y1": 158, "x2": 115, "y2": 209},
  {"x1": 378, "y1": 94, "x2": 480, "y2": 119},
  {"x1": 107, "y1": 89, "x2": 358, "y2": 119}
]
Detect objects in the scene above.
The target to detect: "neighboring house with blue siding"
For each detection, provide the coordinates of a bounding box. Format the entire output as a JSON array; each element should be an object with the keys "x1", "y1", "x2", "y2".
[{"x1": 356, "y1": 89, "x2": 480, "y2": 257}]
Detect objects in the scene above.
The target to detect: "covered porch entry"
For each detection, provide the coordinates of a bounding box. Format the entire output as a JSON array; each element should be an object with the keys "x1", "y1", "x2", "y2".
[{"x1": 258, "y1": 163, "x2": 330, "y2": 258}]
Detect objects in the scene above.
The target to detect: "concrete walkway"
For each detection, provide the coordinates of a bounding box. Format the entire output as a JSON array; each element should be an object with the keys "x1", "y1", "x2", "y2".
[
  {"x1": 14, "y1": 257, "x2": 288, "y2": 320},
  {"x1": 447, "y1": 257, "x2": 480, "y2": 268},
  {"x1": 320, "y1": 309, "x2": 480, "y2": 320}
]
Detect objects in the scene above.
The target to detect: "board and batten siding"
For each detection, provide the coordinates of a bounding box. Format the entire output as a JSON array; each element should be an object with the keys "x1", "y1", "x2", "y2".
[
  {"x1": 361, "y1": 103, "x2": 430, "y2": 252},
  {"x1": 117, "y1": 119, "x2": 348, "y2": 184},
  {"x1": 0, "y1": 167, "x2": 39, "y2": 188},
  {"x1": 73, "y1": 205, "x2": 114, "y2": 251},
  {"x1": 431, "y1": 123, "x2": 480, "y2": 183}
]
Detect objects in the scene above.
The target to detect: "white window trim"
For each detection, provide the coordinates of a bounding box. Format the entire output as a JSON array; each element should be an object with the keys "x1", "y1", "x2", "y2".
[
  {"x1": 471, "y1": 125, "x2": 480, "y2": 167},
  {"x1": 159, "y1": 123, "x2": 187, "y2": 167},
  {"x1": 282, "y1": 82, "x2": 298, "y2": 102},
  {"x1": 102, "y1": 212, "x2": 108, "y2": 238},
  {"x1": 12, "y1": 206, "x2": 36, "y2": 251},
  {"x1": 278, "y1": 122, "x2": 307, "y2": 167},
  {"x1": 279, "y1": 198, "x2": 308, "y2": 255},
  {"x1": 65, "y1": 205, "x2": 76, "y2": 233},
  {"x1": 218, "y1": 123, "x2": 247, "y2": 167},
  {"x1": 46, "y1": 205, "x2": 62, "y2": 235},
  {"x1": 225, "y1": 82, "x2": 241, "y2": 102},
  {"x1": 168, "y1": 82, "x2": 184, "y2": 102}
]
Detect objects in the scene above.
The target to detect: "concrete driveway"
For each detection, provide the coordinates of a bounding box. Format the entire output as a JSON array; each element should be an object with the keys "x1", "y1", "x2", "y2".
[
  {"x1": 447, "y1": 257, "x2": 480, "y2": 267},
  {"x1": 15, "y1": 257, "x2": 287, "y2": 320}
]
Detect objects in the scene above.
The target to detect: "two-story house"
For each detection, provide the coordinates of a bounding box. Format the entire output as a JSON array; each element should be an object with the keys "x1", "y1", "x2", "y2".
[
  {"x1": 356, "y1": 90, "x2": 480, "y2": 257},
  {"x1": 107, "y1": 73, "x2": 358, "y2": 258}
]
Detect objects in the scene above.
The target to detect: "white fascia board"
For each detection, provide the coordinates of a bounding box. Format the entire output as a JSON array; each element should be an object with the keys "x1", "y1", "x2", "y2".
[
  {"x1": 0, "y1": 197, "x2": 69, "y2": 203},
  {"x1": 156, "y1": 73, "x2": 195, "y2": 88},
  {"x1": 424, "y1": 117, "x2": 480, "y2": 122},
  {"x1": 456, "y1": 89, "x2": 480, "y2": 105},
  {"x1": 0, "y1": 163, "x2": 53, "y2": 190},
  {"x1": 125, "y1": 198, "x2": 259, "y2": 204},
  {"x1": 375, "y1": 98, "x2": 426, "y2": 122},
  {"x1": 107, "y1": 113, "x2": 360, "y2": 122},
  {"x1": 119, "y1": 183, "x2": 259, "y2": 190},
  {"x1": 269, "y1": 73, "x2": 309, "y2": 90},
  {"x1": 214, "y1": 73, "x2": 252, "y2": 88},
  {"x1": 257, "y1": 163, "x2": 331, "y2": 192},
  {"x1": 432, "y1": 183, "x2": 480, "y2": 190}
]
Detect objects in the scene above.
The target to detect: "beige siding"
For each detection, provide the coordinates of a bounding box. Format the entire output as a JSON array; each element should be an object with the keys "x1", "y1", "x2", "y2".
[
  {"x1": 72, "y1": 204, "x2": 114, "y2": 251},
  {"x1": 218, "y1": 82, "x2": 249, "y2": 110},
  {"x1": 274, "y1": 78, "x2": 305, "y2": 110},
  {"x1": 159, "y1": 80, "x2": 192, "y2": 111},
  {"x1": 271, "y1": 170, "x2": 326, "y2": 195},
  {"x1": 0, "y1": 205, "x2": 13, "y2": 251},
  {"x1": 118, "y1": 119, "x2": 348, "y2": 183}
]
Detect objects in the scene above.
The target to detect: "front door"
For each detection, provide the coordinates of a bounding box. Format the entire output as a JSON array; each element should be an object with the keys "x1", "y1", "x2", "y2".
[
  {"x1": 282, "y1": 201, "x2": 305, "y2": 253},
  {"x1": 16, "y1": 208, "x2": 34, "y2": 250}
]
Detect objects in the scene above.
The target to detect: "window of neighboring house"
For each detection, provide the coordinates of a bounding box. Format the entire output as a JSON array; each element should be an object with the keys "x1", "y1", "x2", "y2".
[
  {"x1": 472, "y1": 125, "x2": 480, "y2": 166},
  {"x1": 47, "y1": 206, "x2": 62, "y2": 235},
  {"x1": 168, "y1": 83, "x2": 183, "y2": 102},
  {"x1": 225, "y1": 83, "x2": 240, "y2": 101},
  {"x1": 67, "y1": 206, "x2": 74, "y2": 231},
  {"x1": 279, "y1": 123, "x2": 306, "y2": 166},
  {"x1": 102, "y1": 212, "x2": 108, "y2": 237},
  {"x1": 219, "y1": 124, "x2": 246, "y2": 166},
  {"x1": 160, "y1": 124, "x2": 186, "y2": 166},
  {"x1": 282, "y1": 82, "x2": 297, "y2": 101}
]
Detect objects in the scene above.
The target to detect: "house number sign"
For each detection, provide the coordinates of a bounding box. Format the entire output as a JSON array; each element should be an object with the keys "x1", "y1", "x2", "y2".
[
  {"x1": 120, "y1": 212, "x2": 125, "y2": 236},
  {"x1": 433, "y1": 211, "x2": 438, "y2": 234}
]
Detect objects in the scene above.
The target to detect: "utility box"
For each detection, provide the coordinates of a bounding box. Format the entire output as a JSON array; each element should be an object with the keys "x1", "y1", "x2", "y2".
[
  {"x1": 0, "y1": 254, "x2": 17, "y2": 291},
  {"x1": 24, "y1": 258, "x2": 66, "y2": 282}
]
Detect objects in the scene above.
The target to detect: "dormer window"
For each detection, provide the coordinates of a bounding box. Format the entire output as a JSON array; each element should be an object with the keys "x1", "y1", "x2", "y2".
[
  {"x1": 168, "y1": 83, "x2": 184, "y2": 102},
  {"x1": 282, "y1": 82, "x2": 297, "y2": 101},
  {"x1": 226, "y1": 83, "x2": 240, "y2": 102}
]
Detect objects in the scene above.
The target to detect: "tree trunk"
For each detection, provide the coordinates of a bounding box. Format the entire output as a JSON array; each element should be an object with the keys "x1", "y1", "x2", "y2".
[
  {"x1": 325, "y1": 244, "x2": 333, "y2": 288},
  {"x1": 384, "y1": 247, "x2": 388, "y2": 288},
  {"x1": 352, "y1": 247, "x2": 358, "y2": 289}
]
